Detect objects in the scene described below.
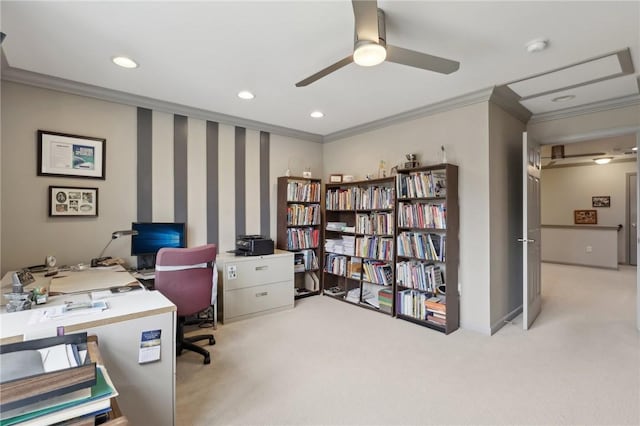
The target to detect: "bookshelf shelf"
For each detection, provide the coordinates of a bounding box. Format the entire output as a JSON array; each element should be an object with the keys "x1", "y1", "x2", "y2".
[
  {"x1": 395, "y1": 164, "x2": 459, "y2": 334},
  {"x1": 323, "y1": 177, "x2": 396, "y2": 316},
  {"x1": 277, "y1": 176, "x2": 323, "y2": 299}
]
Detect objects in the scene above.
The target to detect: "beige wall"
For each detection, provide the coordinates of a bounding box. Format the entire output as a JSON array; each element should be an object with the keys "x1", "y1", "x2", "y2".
[
  {"x1": 488, "y1": 103, "x2": 526, "y2": 331},
  {"x1": 541, "y1": 161, "x2": 637, "y2": 263},
  {"x1": 1, "y1": 82, "x2": 137, "y2": 271},
  {"x1": 323, "y1": 102, "x2": 493, "y2": 334},
  {"x1": 1, "y1": 81, "x2": 322, "y2": 273}
]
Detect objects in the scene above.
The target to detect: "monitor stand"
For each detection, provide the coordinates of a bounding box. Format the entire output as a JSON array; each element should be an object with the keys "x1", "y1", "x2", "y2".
[{"x1": 137, "y1": 254, "x2": 156, "y2": 272}]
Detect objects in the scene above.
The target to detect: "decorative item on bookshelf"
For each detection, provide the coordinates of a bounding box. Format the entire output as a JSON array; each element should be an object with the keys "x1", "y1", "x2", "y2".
[{"x1": 329, "y1": 174, "x2": 343, "y2": 183}]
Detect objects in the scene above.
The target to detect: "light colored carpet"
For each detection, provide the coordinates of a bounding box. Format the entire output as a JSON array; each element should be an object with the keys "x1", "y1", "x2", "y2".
[{"x1": 176, "y1": 263, "x2": 639, "y2": 425}]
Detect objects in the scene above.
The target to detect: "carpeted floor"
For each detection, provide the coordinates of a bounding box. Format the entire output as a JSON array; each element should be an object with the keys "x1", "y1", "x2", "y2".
[{"x1": 176, "y1": 263, "x2": 639, "y2": 425}]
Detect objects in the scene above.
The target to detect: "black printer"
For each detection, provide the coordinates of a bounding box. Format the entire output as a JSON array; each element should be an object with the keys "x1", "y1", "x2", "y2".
[{"x1": 235, "y1": 235, "x2": 274, "y2": 256}]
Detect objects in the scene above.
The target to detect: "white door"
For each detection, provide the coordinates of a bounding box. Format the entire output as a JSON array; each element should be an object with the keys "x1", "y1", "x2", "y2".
[{"x1": 521, "y1": 132, "x2": 542, "y2": 330}]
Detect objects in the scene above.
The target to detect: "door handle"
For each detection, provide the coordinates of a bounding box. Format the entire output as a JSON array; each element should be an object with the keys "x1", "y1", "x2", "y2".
[{"x1": 517, "y1": 238, "x2": 535, "y2": 243}]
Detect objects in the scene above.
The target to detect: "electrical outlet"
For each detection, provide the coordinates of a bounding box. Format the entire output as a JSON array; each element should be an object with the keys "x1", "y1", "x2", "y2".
[
  {"x1": 227, "y1": 265, "x2": 237, "y2": 280},
  {"x1": 586, "y1": 245, "x2": 593, "y2": 253}
]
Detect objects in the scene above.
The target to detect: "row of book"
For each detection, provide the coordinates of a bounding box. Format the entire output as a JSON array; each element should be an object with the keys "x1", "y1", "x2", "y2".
[
  {"x1": 397, "y1": 289, "x2": 447, "y2": 324},
  {"x1": 355, "y1": 236, "x2": 394, "y2": 261},
  {"x1": 397, "y1": 202, "x2": 447, "y2": 229},
  {"x1": 325, "y1": 185, "x2": 395, "y2": 210},
  {"x1": 294, "y1": 249, "x2": 319, "y2": 272},
  {"x1": 397, "y1": 232, "x2": 446, "y2": 261},
  {"x1": 325, "y1": 235, "x2": 356, "y2": 255},
  {"x1": 287, "y1": 204, "x2": 321, "y2": 226},
  {"x1": 361, "y1": 260, "x2": 394, "y2": 285},
  {"x1": 325, "y1": 253, "x2": 348, "y2": 276},
  {"x1": 397, "y1": 169, "x2": 447, "y2": 199},
  {"x1": 396, "y1": 261, "x2": 444, "y2": 292},
  {"x1": 286, "y1": 181, "x2": 321, "y2": 203},
  {"x1": 355, "y1": 212, "x2": 394, "y2": 235},
  {"x1": 286, "y1": 228, "x2": 320, "y2": 250}
]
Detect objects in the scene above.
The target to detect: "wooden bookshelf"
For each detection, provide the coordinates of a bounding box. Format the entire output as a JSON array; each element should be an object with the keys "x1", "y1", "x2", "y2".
[
  {"x1": 395, "y1": 163, "x2": 459, "y2": 334},
  {"x1": 323, "y1": 177, "x2": 395, "y2": 315},
  {"x1": 276, "y1": 176, "x2": 322, "y2": 299}
]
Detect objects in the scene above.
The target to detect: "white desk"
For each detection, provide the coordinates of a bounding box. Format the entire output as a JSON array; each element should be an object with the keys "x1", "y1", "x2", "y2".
[{"x1": 0, "y1": 269, "x2": 177, "y2": 426}]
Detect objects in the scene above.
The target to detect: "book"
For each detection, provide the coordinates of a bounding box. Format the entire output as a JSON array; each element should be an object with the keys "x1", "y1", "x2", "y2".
[{"x1": 1, "y1": 366, "x2": 116, "y2": 426}]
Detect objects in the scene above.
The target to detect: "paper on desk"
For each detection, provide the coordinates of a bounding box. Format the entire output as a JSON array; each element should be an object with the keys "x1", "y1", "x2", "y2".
[
  {"x1": 49, "y1": 269, "x2": 138, "y2": 293},
  {"x1": 28, "y1": 301, "x2": 109, "y2": 324}
]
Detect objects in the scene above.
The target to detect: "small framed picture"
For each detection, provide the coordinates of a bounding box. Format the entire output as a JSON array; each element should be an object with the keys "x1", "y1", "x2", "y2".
[
  {"x1": 49, "y1": 186, "x2": 98, "y2": 217},
  {"x1": 592, "y1": 196, "x2": 610, "y2": 208},
  {"x1": 329, "y1": 174, "x2": 343, "y2": 183},
  {"x1": 574, "y1": 209, "x2": 597, "y2": 225},
  {"x1": 38, "y1": 130, "x2": 106, "y2": 179}
]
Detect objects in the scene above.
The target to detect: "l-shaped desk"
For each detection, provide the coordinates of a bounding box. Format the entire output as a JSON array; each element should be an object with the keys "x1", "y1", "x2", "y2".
[{"x1": 0, "y1": 268, "x2": 177, "y2": 426}]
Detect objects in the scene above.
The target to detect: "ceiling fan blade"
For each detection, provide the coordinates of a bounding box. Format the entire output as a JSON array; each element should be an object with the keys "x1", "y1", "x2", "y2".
[
  {"x1": 295, "y1": 55, "x2": 354, "y2": 87},
  {"x1": 386, "y1": 45, "x2": 460, "y2": 74},
  {"x1": 352, "y1": 0, "x2": 379, "y2": 42}
]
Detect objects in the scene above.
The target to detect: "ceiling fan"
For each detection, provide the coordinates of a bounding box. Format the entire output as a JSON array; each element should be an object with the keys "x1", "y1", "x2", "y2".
[{"x1": 295, "y1": 0, "x2": 460, "y2": 87}]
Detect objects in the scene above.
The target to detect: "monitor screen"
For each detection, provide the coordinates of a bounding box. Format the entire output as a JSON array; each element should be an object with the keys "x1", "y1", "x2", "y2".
[{"x1": 131, "y1": 222, "x2": 186, "y2": 256}]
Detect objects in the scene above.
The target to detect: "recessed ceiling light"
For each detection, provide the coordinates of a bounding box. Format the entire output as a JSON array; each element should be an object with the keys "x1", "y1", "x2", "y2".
[
  {"x1": 552, "y1": 95, "x2": 576, "y2": 103},
  {"x1": 526, "y1": 38, "x2": 549, "y2": 53},
  {"x1": 633, "y1": 147, "x2": 638, "y2": 151},
  {"x1": 237, "y1": 90, "x2": 255, "y2": 100},
  {"x1": 112, "y1": 56, "x2": 138, "y2": 69},
  {"x1": 310, "y1": 111, "x2": 324, "y2": 118},
  {"x1": 594, "y1": 157, "x2": 613, "y2": 165}
]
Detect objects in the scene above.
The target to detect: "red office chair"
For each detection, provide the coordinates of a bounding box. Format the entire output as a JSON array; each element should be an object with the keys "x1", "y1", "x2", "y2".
[{"x1": 155, "y1": 244, "x2": 217, "y2": 364}]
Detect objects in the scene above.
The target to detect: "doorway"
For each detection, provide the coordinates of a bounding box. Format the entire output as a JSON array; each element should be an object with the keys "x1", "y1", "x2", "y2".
[{"x1": 628, "y1": 172, "x2": 637, "y2": 266}]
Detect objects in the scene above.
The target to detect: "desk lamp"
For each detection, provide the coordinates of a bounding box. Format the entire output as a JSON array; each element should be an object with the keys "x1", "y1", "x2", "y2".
[{"x1": 92, "y1": 230, "x2": 138, "y2": 267}]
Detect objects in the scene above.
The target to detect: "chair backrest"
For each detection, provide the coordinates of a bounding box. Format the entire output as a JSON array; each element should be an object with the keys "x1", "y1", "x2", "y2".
[{"x1": 154, "y1": 244, "x2": 217, "y2": 317}]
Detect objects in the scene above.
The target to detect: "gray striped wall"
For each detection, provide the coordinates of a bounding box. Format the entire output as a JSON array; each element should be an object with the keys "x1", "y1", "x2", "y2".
[{"x1": 136, "y1": 107, "x2": 272, "y2": 250}]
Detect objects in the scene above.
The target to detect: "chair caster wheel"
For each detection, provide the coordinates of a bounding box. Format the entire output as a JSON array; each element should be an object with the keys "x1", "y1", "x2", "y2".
[
  {"x1": 208, "y1": 337, "x2": 215, "y2": 345},
  {"x1": 204, "y1": 355, "x2": 211, "y2": 365}
]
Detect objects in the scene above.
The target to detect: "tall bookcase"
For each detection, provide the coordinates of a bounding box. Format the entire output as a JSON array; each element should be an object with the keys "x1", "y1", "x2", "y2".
[
  {"x1": 395, "y1": 164, "x2": 459, "y2": 334},
  {"x1": 323, "y1": 177, "x2": 396, "y2": 315},
  {"x1": 276, "y1": 176, "x2": 322, "y2": 299}
]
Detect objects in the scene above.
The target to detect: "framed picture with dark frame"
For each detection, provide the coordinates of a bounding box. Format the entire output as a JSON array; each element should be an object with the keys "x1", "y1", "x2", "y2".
[
  {"x1": 38, "y1": 130, "x2": 106, "y2": 179},
  {"x1": 574, "y1": 209, "x2": 597, "y2": 225},
  {"x1": 49, "y1": 186, "x2": 98, "y2": 217},
  {"x1": 592, "y1": 196, "x2": 611, "y2": 208}
]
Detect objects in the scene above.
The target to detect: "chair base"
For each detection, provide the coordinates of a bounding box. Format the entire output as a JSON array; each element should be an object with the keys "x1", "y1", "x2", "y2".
[{"x1": 177, "y1": 318, "x2": 215, "y2": 364}]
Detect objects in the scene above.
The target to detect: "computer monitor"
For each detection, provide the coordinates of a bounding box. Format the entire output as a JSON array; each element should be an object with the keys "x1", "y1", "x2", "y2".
[{"x1": 131, "y1": 222, "x2": 186, "y2": 270}]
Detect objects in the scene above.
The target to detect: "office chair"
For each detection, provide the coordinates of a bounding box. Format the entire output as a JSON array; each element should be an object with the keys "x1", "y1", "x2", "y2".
[{"x1": 155, "y1": 244, "x2": 217, "y2": 365}]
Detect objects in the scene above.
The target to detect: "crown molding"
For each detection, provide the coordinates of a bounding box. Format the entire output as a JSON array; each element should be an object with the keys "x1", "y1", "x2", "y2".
[
  {"x1": 529, "y1": 94, "x2": 640, "y2": 125},
  {"x1": 1, "y1": 65, "x2": 324, "y2": 143},
  {"x1": 490, "y1": 85, "x2": 532, "y2": 123},
  {"x1": 323, "y1": 86, "x2": 495, "y2": 143}
]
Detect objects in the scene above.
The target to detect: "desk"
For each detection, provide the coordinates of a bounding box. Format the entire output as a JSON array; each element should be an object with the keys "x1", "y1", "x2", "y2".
[{"x1": 0, "y1": 269, "x2": 176, "y2": 426}]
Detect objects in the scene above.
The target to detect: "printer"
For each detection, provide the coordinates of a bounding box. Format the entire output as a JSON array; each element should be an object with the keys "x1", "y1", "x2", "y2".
[{"x1": 235, "y1": 235, "x2": 274, "y2": 256}]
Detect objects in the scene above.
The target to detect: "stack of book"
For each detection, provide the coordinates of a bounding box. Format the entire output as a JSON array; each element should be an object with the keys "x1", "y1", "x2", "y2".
[
  {"x1": 425, "y1": 296, "x2": 447, "y2": 326},
  {"x1": 378, "y1": 288, "x2": 393, "y2": 314},
  {"x1": 0, "y1": 333, "x2": 118, "y2": 426}
]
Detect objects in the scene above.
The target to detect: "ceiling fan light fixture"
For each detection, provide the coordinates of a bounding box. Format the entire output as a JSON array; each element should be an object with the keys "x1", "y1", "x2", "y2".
[
  {"x1": 353, "y1": 41, "x2": 386, "y2": 67},
  {"x1": 594, "y1": 157, "x2": 613, "y2": 165},
  {"x1": 112, "y1": 56, "x2": 138, "y2": 69}
]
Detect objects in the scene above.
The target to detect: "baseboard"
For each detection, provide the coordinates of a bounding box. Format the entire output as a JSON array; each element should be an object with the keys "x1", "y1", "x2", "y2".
[{"x1": 491, "y1": 305, "x2": 523, "y2": 335}]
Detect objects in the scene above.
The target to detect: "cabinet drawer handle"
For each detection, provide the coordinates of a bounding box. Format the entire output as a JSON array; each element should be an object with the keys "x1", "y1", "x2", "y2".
[
  {"x1": 255, "y1": 266, "x2": 268, "y2": 271},
  {"x1": 256, "y1": 291, "x2": 268, "y2": 297}
]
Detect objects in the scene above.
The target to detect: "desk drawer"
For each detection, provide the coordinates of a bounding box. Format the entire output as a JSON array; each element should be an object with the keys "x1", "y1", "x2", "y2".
[
  {"x1": 223, "y1": 281, "x2": 293, "y2": 321},
  {"x1": 223, "y1": 256, "x2": 292, "y2": 290}
]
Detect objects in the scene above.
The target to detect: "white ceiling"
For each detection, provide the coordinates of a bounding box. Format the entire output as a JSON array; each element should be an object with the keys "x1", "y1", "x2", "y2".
[{"x1": 1, "y1": 1, "x2": 639, "y2": 137}]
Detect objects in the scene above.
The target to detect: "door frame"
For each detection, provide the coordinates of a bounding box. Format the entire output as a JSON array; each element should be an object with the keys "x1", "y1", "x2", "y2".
[
  {"x1": 537, "y1": 126, "x2": 640, "y2": 331},
  {"x1": 626, "y1": 172, "x2": 637, "y2": 265}
]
